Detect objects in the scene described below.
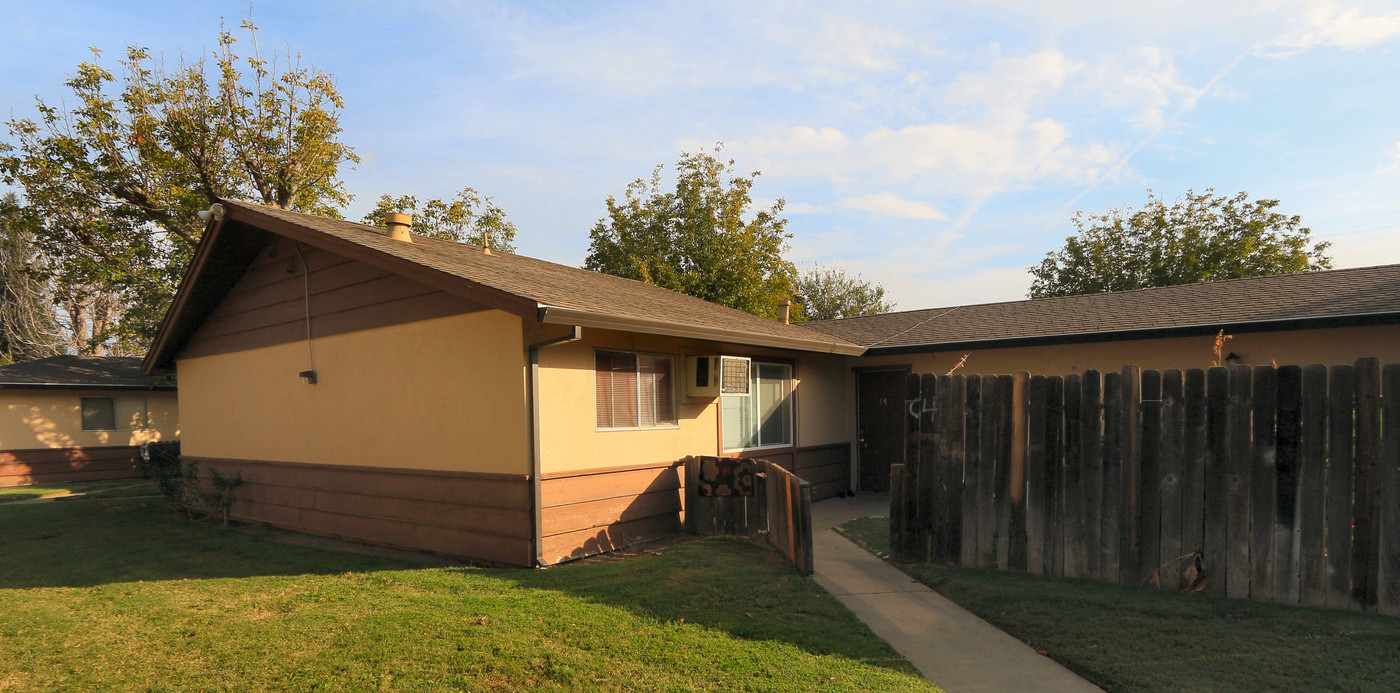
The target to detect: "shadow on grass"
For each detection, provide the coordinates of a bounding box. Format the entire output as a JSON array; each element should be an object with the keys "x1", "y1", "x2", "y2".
[
  {"x1": 489, "y1": 536, "x2": 918, "y2": 674},
  {"x1": 2, "y1": 499, "x2": 917, "y2": 676},
  {"x1": 0, "y1": 499, "x2": 415, "y2": 588}
]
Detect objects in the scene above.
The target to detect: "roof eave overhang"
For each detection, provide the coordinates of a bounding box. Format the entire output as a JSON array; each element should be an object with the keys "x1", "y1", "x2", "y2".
[
  {"x1": 539, "y1": 306, "x2": 866, "y2": 356},
  {"x1": 860, "y1": 311, "x2": 1400, "y2": 356}
]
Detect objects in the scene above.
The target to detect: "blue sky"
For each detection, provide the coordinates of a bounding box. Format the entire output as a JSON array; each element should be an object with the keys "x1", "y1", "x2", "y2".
[{"x1": 4, "y1": 1, "x2": 1399, "y2": 310}]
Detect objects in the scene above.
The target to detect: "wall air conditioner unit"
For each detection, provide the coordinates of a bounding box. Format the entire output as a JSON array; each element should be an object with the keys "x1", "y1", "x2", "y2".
[{"x1": 685, "y1": 355, "x2": 751, "y2": 398}]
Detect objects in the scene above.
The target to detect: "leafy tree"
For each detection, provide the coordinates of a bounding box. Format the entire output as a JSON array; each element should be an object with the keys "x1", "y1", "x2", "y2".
[
  {"x1": 363, "y1": 187, "x2": 518, "y2": 252},
  {"x1": 0, "y1": 16, "x2": 358, "y2": 352},
  {"x1": 791, "y1": 265, "x2": 895, "y2": 321},
  {"x1": 1028, "y1": 189, "x2": 1332, "y2": 298},
  {"x1": 585, "y1": 146, "x2": 796, "y2": 320}
]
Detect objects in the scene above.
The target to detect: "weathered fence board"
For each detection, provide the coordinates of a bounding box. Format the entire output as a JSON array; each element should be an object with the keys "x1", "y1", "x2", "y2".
[
  {"x1": 1381, "y1": 364, "x2": 1400, "y2": 617},
  {"x1": 961, "y1": 375, "x2": 982, "y2": 567},
  {"x1": 1274, "y1": 365, "x2": 1303, "y2": 604},
  {"x1": 1204, "y1": 366, "x2": 1229, "y2": 596},
  {"x1": 890, "y1": 358, "x2": 1400, "y2": 616},
  {"x1": 1327, "y1": 364, "x2": 1355, "y2": 610},
  {"x1": 1299, "y1": 364, "x2": 1330, "y2": 607},
  {"x1": 1250, "y1": 365, "x2": 1278, "y2": 602},
  {"x1": 1159, "y1": 369, "x2": 1185, "y2": 590}
]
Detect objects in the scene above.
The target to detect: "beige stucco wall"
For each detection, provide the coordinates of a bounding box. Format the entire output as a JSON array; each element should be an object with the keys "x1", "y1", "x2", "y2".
[
  {"x1": 0, "y1": 389, "x2": 178, "y2": 450},
  {"x1": 850, "y1": 323, "x2": 1400, "y2": 377},
  {"x1": 177, "y1": 310, "x2": 530, "y2": 474},
  {"x1": 535, "y1": 328, "x2": 851, "y2": 474}
]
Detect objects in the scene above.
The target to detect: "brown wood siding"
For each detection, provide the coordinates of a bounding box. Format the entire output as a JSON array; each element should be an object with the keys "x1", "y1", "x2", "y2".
[
  {"x1": 181, "y1": 239, "x2": 487, "y2": 360},
  {"x1": 539, "y1": 461, "x2": 685, "y2": 565},
  {"x1": 0, "y1": 446, "x2": 145, "y2": 487},
  {"x1": 190, "y1": 457, "x2": 533, "y2": 566},
  {"x1": 751, "y1": 443, "x2": 851, "y2": 500}
]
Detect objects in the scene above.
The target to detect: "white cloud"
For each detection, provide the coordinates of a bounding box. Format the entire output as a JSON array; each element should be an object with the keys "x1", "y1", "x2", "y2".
[
  {"x1": 810, "y1": 21, "x2": 909, "y2": 72},
  {"x1": 1380, "y1": 141, "x2": 1400, "y2": 173},
  {"x1": 843, "y1": 192, "x2": 947, "y2": 220},
  {"x1": 1078, "y1": 47, "x2": 1196, "y2": 131},
  {"x1": 948, "y1": 49, "x2": 1083, "y2": 116},
  {"x1": 1273, "y1": 2, "x2": 1400, "y2": 51}
]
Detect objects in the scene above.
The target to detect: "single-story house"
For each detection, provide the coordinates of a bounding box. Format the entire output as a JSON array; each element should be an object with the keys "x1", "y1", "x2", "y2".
[
  {"x1": 142, "y1": 201, "x2": 863, "y2": 567},
  {"x1": 803, "y1": 264, "x2": 1400, "y2": 491},
  {"x1": 144, "y1": 199, "x2": 1400, "y2": 566},
  {"x1": 0, "y1": 355, "x2": 179, "y2": 487}
]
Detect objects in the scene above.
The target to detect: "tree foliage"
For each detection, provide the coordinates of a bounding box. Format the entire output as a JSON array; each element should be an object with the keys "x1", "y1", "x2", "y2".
[
  {"x1": 0, "y1": 194, "x2": 66, "y2": 363},
  {"x1": 1028, "y1": 189, "x2": 1332, "y2": 298},
  {"x1": 791, "y1": 265, "x2": 894, "y2": 321},
  {"x1": 0, "y1": 16, "x2": 357, "y2": 352},
  {"x1": 363, "y1": 186, "x2": 518, "y2": 252},
  {"x1": 585, "y1": 146, "x2": 796, "y2": 320}
]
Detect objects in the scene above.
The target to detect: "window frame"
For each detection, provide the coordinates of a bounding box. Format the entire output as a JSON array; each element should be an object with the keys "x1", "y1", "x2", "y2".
[
  {"x1": 720, "y1": 360, "x2": 795, "y2": 453},
  {"x1": 593, "y1": 349, "x2": 681, "y2": 432},
  {"x1": 80, "y1": 396, "x2": 150, "y2": 432}
]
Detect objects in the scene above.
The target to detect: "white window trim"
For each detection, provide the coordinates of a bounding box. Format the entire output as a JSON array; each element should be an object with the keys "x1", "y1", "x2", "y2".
[
  {"x1": 594, "y1": 349, "x2": 681, "y2": 432},
  {"x1": 721, "y1": 361, "x2": 794, "y2": 453}
]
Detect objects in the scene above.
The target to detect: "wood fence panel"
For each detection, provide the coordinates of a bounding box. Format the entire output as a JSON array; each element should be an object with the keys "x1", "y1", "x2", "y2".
[
  {"x1": 796, "y1": 477, "x2": 814, "y2": 576},
  {"x1": 918, "y1": 373, "x2": 939, "y2": 563},
  {"x1": 1251, "y1": 365, "x2": 1278, "y2": 602},
  {"x1": 1045, "y1": 376, "x2": 1065, "y2": 577},
  {"x1": 1008, "y1": 372, "x2": 1030, "y2": 572},
  {"x1": 1062, "y1": 373, "x2": 1084, "y2": 579},
  {"x1": 1159, "y1": 370, "x2": 1186, "y2": 590},
  {"x1": 977, "y1": 375, "x2": 999, "y2": 569},
  {"x1": 961, "y1": 375, "x2": 982, "y2": 567},
  {"x1": 1380, "y1": 364, "x2": 1400, "y2": 616},
  {"x1": 1225, "y1": 364, "x2": 1254, "y2": 600},
  {"x1": 948, "y1": 375, "x2": 968, "y2": 564},
  {"x1": 1026, "y1": 375, "x2": 1049, "y2": 575},
  {"x1": 995, "y1": 374, "x2": 1016, "y2": 571},
  {"x1": 1136, "y1": 367, "x2": 1160, "y2": 587},
  {"x1": 1204, "y1": 366, "x2": 1230, "y2": 596},
  {"x1": 1102, "y1": 370, "x2": 1125, "y2": 582},
  {"x1": 1274, "y1": 365, "x2": 1303, "y2": 604},
  {"x1": 936, "y1": 375, "x2": 958, "y2": 563},
  {"x1": 1327, "y1": 364, "x2": 1356, "y2": 610},
  {"x1": 1081, "y1": 370, "x2": 1104, "y2": 580},
  {"x1": 1298, "y1": 364, "x2": 1330, "y2": 607},
  {"x1": 927, "y1": 375, "x2": 948, "y2": 563},
  {"x1": 1353, "y1": 358, "x2": 1382, "y2": 610},
  {"x1": 1182, "y1": 369, "x2": 1208, "y2": 560},
  {"x1": 899, "y1": 373, "x2": 923, "y2": 562}
]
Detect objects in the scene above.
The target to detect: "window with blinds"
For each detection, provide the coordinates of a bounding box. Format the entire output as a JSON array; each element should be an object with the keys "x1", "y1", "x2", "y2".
[{"x1": 595, "y1": 350, "x2": 678, "y2": 429}]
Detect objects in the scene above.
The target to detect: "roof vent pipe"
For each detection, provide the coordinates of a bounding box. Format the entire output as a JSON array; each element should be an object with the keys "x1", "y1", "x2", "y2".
[
  {"x1": 384, "y1": 213, "x2": 414, "y2": 243},
  {"x1": 778, "y1": 299, "x2": 792, "y2": 325}
]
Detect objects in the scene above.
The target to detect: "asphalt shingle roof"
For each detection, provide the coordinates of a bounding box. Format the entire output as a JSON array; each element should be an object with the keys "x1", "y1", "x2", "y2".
[
  {"x1": 0, "y1": 355, "x2": 174, "y2": 389},
  {"x1": 805, "y1": 264, "x2": 1400, "y2": 349},
  {"x1": 219, "y1": 201, "x2": 860, "y2": 353}
]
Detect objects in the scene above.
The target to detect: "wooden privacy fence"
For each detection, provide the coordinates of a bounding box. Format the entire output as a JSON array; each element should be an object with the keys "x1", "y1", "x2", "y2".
[
  {"x1": 682, "y1": 456, "x2": 814, "y2": 575},
  {"x1": 891, "y1": 359, "x2": 1400, "y2": 615}
]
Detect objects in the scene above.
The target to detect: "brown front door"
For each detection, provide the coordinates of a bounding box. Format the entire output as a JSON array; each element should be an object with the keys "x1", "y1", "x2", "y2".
[{"x1": 857, "y1": 368, "x2": 909, "y2": 492}]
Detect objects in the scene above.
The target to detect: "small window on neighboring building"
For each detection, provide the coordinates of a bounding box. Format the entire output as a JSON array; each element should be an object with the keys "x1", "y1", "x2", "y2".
[
  {"x1": 82, "y1": 397, "x2": 149, "y2": 431},
  {"x1": 595, "y1": 350, "x2": 678, "y2": 429}
]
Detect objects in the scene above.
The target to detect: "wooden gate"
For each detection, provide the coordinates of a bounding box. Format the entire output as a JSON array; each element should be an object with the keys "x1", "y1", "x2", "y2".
[{"x1": 682, "y1": 456, "x2": 814, "y2": 575}]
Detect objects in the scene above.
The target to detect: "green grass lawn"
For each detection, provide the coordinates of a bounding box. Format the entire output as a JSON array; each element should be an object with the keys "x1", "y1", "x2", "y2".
[
  {"x1": 0, "y1": 500, "x2": 937, "y2": 692},
  {"x1": 836, "y1": 516, "x2": 1400, "y2": 693},
  {"x1": 0, "y1": 479, "x2": 156, "y2": 503}
]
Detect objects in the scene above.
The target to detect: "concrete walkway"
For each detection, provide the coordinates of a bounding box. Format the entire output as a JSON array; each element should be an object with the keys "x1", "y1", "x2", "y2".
[{"x1": 811, "y1": 494, "x2": 1101, "y2": 693}]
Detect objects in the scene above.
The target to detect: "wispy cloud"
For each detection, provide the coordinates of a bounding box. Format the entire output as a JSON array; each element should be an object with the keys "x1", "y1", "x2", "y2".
[
  {"x1": 1272, "y1": 1, "x2": 1400, "y2": 51},
  {"x1": 843, "y1": 192, "x2": 947, "y2": 220}
]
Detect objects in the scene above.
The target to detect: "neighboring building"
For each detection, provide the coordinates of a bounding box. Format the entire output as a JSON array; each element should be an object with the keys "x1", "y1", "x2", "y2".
[
  {"x1": 144, "y1": 201, "x2": 862, "y2": 567},
  {"x1": 805, "y1": 264, "x2": 1400, "y2": 493},
  {"x1": 0, "y1": 355, "x2": 179, "y2": 487}
]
